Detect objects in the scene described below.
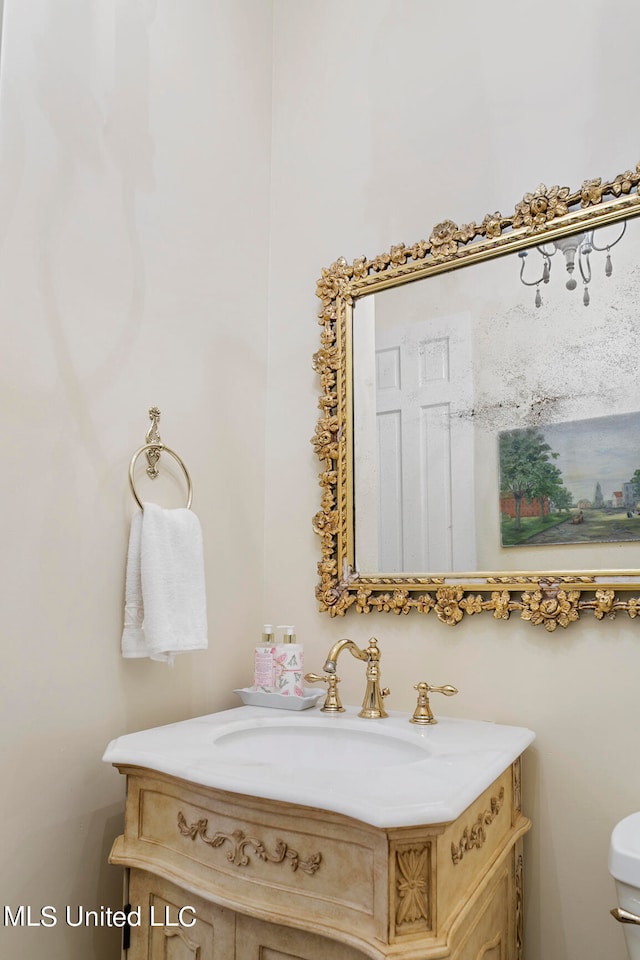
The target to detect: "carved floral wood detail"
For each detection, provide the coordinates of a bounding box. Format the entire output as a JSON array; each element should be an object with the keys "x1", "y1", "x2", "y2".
[
  {"x1": 177, "y1": 812, "x2": 322, "y2": 875},
  {"x1": 450, "y1": 789, "x2": 505, "y2": 865},
  {"x1": 394, "y1": 844, "x2": 431, "y2": 932},
  {"x1": 312, "y1": 161, "x2": 640, "y2": 624}
]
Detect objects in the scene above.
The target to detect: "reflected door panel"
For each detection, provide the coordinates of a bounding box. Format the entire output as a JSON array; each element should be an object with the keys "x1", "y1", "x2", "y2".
[{"x1": 356, "y1": 311, "x2": 476, "y2": 573}]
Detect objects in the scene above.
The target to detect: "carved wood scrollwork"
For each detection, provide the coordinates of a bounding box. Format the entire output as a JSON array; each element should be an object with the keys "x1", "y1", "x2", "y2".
[
  {"x1": 515, "y1": 850, "x2": 525, "y2": 960},
  {"x1": 177, "y1": 812, "x2": 322, "y2": 875},
  {"x1": 512, "y1": 758, "x2": 522, "y2": 823},
  {"x1": 312, "y1": 160, "x2": 640, "y2": 624},
  {"x1": 451, "y1": 789, "x2": 505, "y2": 865}
]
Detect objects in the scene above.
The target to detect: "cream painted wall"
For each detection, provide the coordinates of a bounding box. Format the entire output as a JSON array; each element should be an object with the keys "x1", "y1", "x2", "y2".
[
  {"x1": 2, "y1": 3, "x2": 639, "y2": 960},
  {"x1": 266, "y1": 3, "x2": 640, "y2": 960},
  {"x1": 0, "y1": 2, "x2": 272, "y2": 958}
]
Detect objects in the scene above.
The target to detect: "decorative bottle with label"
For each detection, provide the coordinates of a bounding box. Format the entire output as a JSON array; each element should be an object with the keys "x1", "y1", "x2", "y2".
[
  {"x1": 273, "y1": 625, "x2": 304, "y2": 697},
  {"x1": 253, "y1": 624, "x2": 276, "y2": 692}
]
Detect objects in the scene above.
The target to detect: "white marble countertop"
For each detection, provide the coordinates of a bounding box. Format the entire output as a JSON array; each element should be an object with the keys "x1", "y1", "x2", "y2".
[{"x1": 103, "y1": 703, "x2": 535, "y2": 828}]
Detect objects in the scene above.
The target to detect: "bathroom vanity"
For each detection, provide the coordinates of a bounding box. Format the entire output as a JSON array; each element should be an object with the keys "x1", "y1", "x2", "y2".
[{"x1": 105, "y1": 706, "x2": 534, "y2": 959}]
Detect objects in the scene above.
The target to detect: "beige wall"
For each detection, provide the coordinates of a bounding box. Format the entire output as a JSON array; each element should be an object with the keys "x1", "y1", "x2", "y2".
[
  {"x1": 265, "y1": 3, "x2": 640, "y2": 960},
  {"x1": 0, "y1": 2, "x2": 272, "y2": 958},
  {"x1": 2, "y1": 3, "x2": 640, "y2": 960}
]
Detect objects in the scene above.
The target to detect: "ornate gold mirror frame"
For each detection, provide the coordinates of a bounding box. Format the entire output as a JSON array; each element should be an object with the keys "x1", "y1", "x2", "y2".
[{"x1": 312, "y1": 161, "x2": 640, "y2": 630}]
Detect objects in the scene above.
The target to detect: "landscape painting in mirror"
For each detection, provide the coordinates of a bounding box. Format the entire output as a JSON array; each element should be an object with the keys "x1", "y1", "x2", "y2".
[{"x1": 499, "y1": 412, "x2": 640, "y2": 548}]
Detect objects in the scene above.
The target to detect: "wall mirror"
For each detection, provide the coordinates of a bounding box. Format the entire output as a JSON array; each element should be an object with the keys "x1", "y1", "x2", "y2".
[{"x1": 312, "y1": 161, "x2": 640, "y2": 629}]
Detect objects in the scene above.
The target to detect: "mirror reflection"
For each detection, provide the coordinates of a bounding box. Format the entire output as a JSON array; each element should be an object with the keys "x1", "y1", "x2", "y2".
[{"x1": 353, "y1": 220, "x2": 640, "y2": 575}]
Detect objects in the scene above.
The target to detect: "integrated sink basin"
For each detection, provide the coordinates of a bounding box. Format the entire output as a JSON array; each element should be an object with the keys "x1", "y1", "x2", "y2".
[
  {"x1": 212, "y1": 716, "x2": 432, "y2": 770},
  {"x1": 103, "y1": 704, "x2": 534, "y2": 828}
]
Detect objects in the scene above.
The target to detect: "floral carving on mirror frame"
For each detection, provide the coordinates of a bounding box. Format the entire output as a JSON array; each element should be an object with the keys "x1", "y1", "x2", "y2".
[{"x1": 312, "y1": 162, "x2": 640, "y2": 625}]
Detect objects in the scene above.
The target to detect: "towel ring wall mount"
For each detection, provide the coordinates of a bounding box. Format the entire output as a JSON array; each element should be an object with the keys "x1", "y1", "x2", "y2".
[{"x1": 128, "y1": 409, "x2": 193, "y2": 510}]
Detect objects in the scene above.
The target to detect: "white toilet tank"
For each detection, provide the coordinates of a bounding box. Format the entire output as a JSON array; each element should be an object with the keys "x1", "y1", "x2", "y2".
[{"x1": 610, "y1": 812, "x2": 640, "y2": 960}]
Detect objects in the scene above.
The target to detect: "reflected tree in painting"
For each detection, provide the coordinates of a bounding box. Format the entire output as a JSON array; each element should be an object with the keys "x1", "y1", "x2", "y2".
[
  {"x1": 500, "y1": 429, "x2": 556, "y2": 529},
  {"x1": 499, "y1": 428, "x2": 569, "y2": 543}
]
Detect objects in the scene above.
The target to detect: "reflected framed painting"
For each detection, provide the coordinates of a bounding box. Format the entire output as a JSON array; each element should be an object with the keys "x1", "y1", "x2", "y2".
[{"x1": 499, "y1": 411, "x2": 640, "y2": 547}]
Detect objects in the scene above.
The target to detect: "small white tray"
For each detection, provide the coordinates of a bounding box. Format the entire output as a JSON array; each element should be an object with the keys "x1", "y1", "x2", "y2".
[{"x1": 233, "y1": 688, "x2": 323, "y2": 711}]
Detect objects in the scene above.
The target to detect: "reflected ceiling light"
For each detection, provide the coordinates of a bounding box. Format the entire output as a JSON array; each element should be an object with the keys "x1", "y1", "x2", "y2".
[{"x1": 518, "y1": 221, "x2": 626, "y2": 307}]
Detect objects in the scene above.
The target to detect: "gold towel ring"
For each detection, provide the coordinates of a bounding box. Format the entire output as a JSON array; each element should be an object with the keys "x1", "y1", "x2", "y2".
[{"x1": 129, "y1": 443, "x2": 193, "y2": 510}]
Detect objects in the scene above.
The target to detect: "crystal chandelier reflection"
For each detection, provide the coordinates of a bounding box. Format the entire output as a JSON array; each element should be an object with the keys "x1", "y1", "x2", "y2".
[{"x1": 518, "y1": 221, "x2": 626, "y2": 307}]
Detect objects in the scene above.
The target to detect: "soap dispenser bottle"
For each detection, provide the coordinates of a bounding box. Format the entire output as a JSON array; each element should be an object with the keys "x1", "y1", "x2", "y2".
[
  {"x1": 253, "y1": 624, "x2": 276, "y2": 692},
  {"x1": 273, "y1": 625, "x2": 304, "y2": 697}
]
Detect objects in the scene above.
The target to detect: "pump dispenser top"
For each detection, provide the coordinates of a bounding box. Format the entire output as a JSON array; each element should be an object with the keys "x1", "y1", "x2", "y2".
[{"x1": 277, "y1": 624, "x2": 296, "y2": 644}]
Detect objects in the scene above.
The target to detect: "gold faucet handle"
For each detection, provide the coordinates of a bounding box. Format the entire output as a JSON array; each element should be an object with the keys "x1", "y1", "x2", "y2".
[
  {"x1": 429, "y1": 684, "x2": 458, "y2": 697},
  {"x1": 410, "y1": 681, "x2": 458, "y2": 725},
  {"x1": 304, "y1": 672, "x2": 345, "y2": 713}
]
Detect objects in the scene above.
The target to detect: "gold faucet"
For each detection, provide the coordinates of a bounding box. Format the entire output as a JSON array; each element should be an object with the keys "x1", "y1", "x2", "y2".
[{"x1": 318, "y1": 637, "x2": 390, "y2": 719}]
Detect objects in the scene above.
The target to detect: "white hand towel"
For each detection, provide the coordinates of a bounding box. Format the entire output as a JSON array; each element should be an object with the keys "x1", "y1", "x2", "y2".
[
  {"x1": 121, "y1": 503, "x2": 208, "y2": 663},
  {"x1": 121, "y1": 510, "x2": 146, "y2": 657}
]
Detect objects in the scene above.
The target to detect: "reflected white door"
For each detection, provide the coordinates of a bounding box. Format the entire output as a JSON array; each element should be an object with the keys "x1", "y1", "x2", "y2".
[{"x1": 374, "y1": 314, "x2": 476, "y2": 572}]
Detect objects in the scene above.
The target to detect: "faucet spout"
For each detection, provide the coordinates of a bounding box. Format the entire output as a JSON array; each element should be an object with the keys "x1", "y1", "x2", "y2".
[
  {"x1": 322, "y1": 637, "x2": 389, "y2": 719},
  {"x1": 323, "y1": 638, "x2": 368, "y2": 674}
]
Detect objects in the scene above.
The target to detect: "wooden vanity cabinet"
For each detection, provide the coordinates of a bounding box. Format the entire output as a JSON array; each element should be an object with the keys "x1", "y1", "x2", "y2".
[
  {"x1": 127, "y1": 870, "x2": 234, "y2": 960},
  {"x1": 109, "y1": 758, "x2": 529, "y2": 960}
]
